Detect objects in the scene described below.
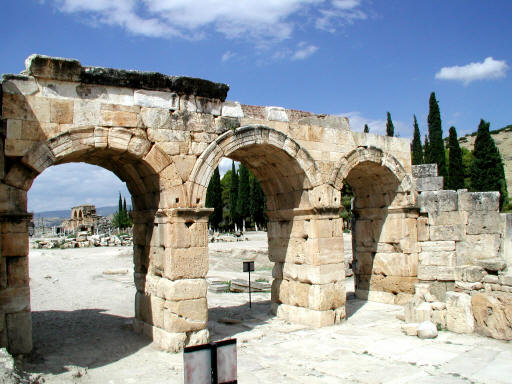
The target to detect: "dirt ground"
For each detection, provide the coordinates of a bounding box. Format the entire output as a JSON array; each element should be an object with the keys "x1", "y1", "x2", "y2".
[{"x1": 21, "y1": 232, "x2": 512, "y2": 383}]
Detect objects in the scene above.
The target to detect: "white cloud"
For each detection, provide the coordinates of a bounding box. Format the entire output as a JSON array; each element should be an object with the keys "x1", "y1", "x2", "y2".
[
  {"x1": 221, "y1": 51, "x2": 236, "y2": 62},
  {"x1": 28, "y1": 163, "x2": 130, "y2": 212},
  {"x1": 435, "y1": 57, "x2": 509, "y2": 85},
  {"x1": 51, "y1": 0, "x2": 365, "y2": 45},
  {"x1": 342, "y1": 111, "x2": 411, "y2": 138},
  {"x1": 292, "y1": 42, "x2": 318, "y2": 60}
]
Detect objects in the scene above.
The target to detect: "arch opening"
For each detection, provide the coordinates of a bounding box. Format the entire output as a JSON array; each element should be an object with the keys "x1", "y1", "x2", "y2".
[{"x1": 341, "y1": 153, "x2": 418, "y2": 306}]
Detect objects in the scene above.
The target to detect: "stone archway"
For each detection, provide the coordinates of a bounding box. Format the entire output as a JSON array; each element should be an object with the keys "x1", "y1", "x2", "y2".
[
  {"x1": 330, "y1": 147, "x2": 418, "y2": 305},
  {"x1": 189, "y1": 125, "x2": 346, "y2": 328},
  {"x1": 0, "y1": 126, "x2": 196, "y2": 353}
]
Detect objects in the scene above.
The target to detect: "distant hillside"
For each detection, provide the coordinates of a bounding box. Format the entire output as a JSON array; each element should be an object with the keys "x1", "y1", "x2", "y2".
[
  {"x1": 458, "y1": 124, "x2": 512, "y2": 194},
  {"x1": 33, "y1": 205, "x2": 132, "y2": 219}
]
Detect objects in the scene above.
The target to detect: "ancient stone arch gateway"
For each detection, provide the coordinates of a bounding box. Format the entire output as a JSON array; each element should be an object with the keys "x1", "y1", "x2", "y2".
[{"x1": 2, "y1": 55, "x2": 509, "y2": 354}]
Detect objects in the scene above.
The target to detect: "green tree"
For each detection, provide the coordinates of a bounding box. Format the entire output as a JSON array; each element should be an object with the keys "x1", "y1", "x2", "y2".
[
  {"x1": 250, "y1": 173, "x2": 266, "y2": 230},
  {"x1": 236, "y1": 163, "x2": 250, "y2": 231},
  {"x1": 424, "y1": 134, "x2": 430, "y2": 163},
  {"x1": 446, "y1": 126, "x2": 464, "y2": 190},
  {"x1": 386, "y1": 112, "x2": 394, "y2": 137},
  {"x1": 427, "y1": 92, "x2": 447, "y2": 178},
  {"x1": 461, "y1": 147, "x2": 474, "y2": 189},
  {"x1": 112, "y1": 193, "x2": 132, "y2": 230},
  {"x1": 411, "y1": 115, "x2": 423, "y2": 165},
  {"x1": 229, "y1": 161, "x2": 239, "y2": 230},
  {"x1": 363, "y1": 124, "x2": 369, "y2": 133},
  {"x1": 470, "y1": 119, "x2": 508, "y2": 209},
  {"x1": 205, "y1": 167, "x2": 223, "y2": 231}
]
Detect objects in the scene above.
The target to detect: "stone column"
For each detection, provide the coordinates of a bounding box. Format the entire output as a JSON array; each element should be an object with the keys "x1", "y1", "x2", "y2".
[
  {"x1": 0, "y1": 211, "x2": 33, "y2": 354},
  {"x1": 132, "y1": 208, "x2": 211, "y2": 352},
  {"x1": 269, "y1": 208, "x2": 346, "y2": 327}
]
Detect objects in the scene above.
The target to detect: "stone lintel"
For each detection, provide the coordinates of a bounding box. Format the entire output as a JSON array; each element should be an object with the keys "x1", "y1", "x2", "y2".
[{"x1": 20, "y1": 54, "x2": 229, "y2": 100}]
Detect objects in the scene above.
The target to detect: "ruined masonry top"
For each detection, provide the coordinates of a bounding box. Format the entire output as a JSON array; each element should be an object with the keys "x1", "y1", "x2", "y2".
[{"x1": 7, "y1": 54, "x2": 230, "y2": 101}]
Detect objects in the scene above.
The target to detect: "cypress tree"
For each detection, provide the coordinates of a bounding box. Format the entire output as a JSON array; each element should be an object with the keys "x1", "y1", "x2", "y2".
[
  {"x1": 363, "y1": 124, "x2": 369, "y2": 133},
  {"x1": 446, "y1": 126, "x2": 464, "y2": 190},
  {"x1": 470, "y1": 119, "x2": 508, "y2": 209},
  {"x1": 428, "y1": 92, "x2": 447, "y2": 178},
  {"x1": 424, "y1": 134, "x2": 430, "y2": 163},
  {"x1": 411, "y1": 115, "x2": 423, "y2": 165},
  {"x1": 250, "y1": 174, "x2": 266, "y2": 230},
  {"x1": 123, "y1": 198, "x2": 127, "y2": 213},
  {"x1": 236, "y1": 163, "x2": 250, "y2": 231},
  {"x1": 229, "y1": 161, "x2": 239, "y2": 230},
  {"x1": 118, "y1": 193, "x2": 123, "y2": 214},
  {"x1": 205, "y1": 167, "x2": 223, "y2": 231},
  {"x1": 386, "y1": 112, "x2": 394, "y2": 137}
]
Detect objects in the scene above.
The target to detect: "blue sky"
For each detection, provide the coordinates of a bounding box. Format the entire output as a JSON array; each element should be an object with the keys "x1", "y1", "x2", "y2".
[{"x1": 2, "y1": 0, "x2": 511, "y2": 212}]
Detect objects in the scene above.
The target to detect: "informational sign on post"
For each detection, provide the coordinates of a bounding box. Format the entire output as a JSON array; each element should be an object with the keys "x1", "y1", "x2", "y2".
[
  {"x1": 243, "y1": 261, "x2": 254, "y2": 308},
  {"x1": 184, "y1": 339, "x2": 237, "y2": 384}
]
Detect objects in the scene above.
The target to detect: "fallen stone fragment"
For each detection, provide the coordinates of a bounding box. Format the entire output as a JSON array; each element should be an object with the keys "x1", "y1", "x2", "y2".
[{"x1": 417, "y1": 321, "x2": 438, "y2": 339}]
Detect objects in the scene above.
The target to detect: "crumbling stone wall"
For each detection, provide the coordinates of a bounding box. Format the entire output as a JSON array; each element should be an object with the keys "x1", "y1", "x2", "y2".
[
  {"x1": 0, "y1": 54, "x2": 415, "y2": 354},
  {"x1": 62, "y1": 204, "x2": 100, "y2": 232},
  {"x1": 406, "y1": 164, "x2": 512, "y2": 340}
]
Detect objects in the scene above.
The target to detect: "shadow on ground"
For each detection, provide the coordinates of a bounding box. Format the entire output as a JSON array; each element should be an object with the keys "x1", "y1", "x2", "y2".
[
  {"x1": 24, "y1": 309, "x2": 149, "y2": 375},
  {"x1": 207, "y1": 293, "x2": 372, "y2": 342},
  {"x1": 208, "y1": 300, "x2": 275, "y2": 341}
]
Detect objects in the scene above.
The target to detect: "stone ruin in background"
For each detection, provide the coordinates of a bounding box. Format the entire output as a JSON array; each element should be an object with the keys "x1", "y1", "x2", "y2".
[{"x1": 0, "y1": 54, "x2": 510, "y2": 355}]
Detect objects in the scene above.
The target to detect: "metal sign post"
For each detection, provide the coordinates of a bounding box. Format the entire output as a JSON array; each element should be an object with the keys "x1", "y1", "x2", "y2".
[{"x1": 243, "y1": 261, "x2": 254, "y2": 308}]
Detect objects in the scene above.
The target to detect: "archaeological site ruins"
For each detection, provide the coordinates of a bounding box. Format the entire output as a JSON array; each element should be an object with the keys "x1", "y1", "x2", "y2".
[{"x1": 1, "y1": 55, "x2": 511, "y2": 354}]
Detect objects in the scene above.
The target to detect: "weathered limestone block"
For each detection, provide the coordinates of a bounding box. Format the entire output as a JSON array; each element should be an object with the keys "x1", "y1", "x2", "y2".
[
  {"x1": 472, "y1": 292, "x2": 512, "y2": 340},
  {"x1": 275, "y1": 279, "x2": 345, "y2": 311},
  {"x1": 1, "y1": 76, "x2": 39, "y2": 95},
  {"x1": 454, "y1": 281, "x2": 483, "y2": 291},
  {"x1": 417, "y1": 321, "x2": 438, "y2": 339},
  {"x1": 265, "y1": 106, "x2": 288, "y2": 122},
  {"x1": 164, "y1": 247, "x2": 208, "y2": 280},
  {"x1": 466, "y1": 212, "x2": 502, "y2": 234},
  {"x1": 420, "y1": 241, "x2": 455, "y2": 252},
  {"x1": 415, "y1": 177, "x2": 443, "y2": 192},
  {"x1": 429, "y1": 225, "x2": 464, "y2": 241},
  {"x1": 50, "y1": 99, "x2": 74, "y2": 124},
  {"x1": 456, "y1": 234, "x2": 502, "y2": 265},
  {"x1": 458, "y1": 191, "x2": 499, "y2": 212},
  {"x1": 419, "y1": 251, "x2": 455, "y2": 267},
  {"x1": 282, "y1": 262, "x2": 344, "y2": 285},
  {"x1": 371, "y1": 252, "x2": 418, "y2": 277},
  {"x1": 156, "y1": 278, "x2": 208, "y2": 301},
  {"x1": 475, "y1": 258, "x2": 506, "y2": 272},
  {"x1": 0, "y1": 287, "x2": 30, "y2": 313},
  {"x1": 221, "y1": 101, "x2": 244, "y2": 118},
  {"x1": 412, "y1": 164, "x2": 438, "y2": 178},
  {"x1": 195, "y1": 97, "x2": 221, "y2": 115},
  {"x1": 24, "y1": 54, "x2": 81, "y2": 81},
  {"x1": 418, "y1": 190, "x2": 458, "y2": 213},
  {"x1": 357, "y1": 275, "x2": 417, "y2": 294},
  {"x1": 272, "y1": 303, "x2": 335, "y2": 328},
  {"x1": 427, "y1": 211, "x2": 466, "y2": 226},
  {"x1": 6, "y1": 311, "x2": 32, "y2": 354},
  {"x1": 417, "y1": 216, "x2": 429, "y2": 241},
  {"x1": 417, "y1": 265, "x2": 456, "y2": 281},
  {"x1": 73, "y1": 100, "x2": 101, "y2": 126},
  {"x1": 0, "y1": 233, "x2": 29, "y2": 257},
  {"x1": 455, "y1": 266, "x2": 485, "y2": 282},
  {"x1": 6, "y1": 257, "x2": 29, "y2": 287},
  {"x1": 431, "y1": 308, "x2": 447, "y2": 329},
  {"x1": 446, "y1": 292, "x2": 474, "y2": 334},
  {"x1": 134, "y1": 90, "x2": 178, "y2": 109}
]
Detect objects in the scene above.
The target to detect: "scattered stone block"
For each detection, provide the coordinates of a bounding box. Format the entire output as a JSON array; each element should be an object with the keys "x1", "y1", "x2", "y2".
[
  {"x1": 446, "y1": 292, "x2": 474, "y2": 334},
  {"x1": 417, "y1": 321, "x2": 438, "y2": 339},
  {"x1": 472, "y1": 292, "x2": 512, "y2": 340}
]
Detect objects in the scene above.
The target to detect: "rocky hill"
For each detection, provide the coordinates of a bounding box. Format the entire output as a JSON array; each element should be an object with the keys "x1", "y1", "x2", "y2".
[{"x1": 458, "y1": 125, "x2": 512, "y2": 194}]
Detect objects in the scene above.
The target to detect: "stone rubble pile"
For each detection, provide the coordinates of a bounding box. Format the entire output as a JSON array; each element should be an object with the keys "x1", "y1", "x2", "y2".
[
  {"x1": 32, "y1": 232, "x2": 133, "y2": 249},
  {"x1": 401, "y1": 164, "x2": 512, "y2": 340}
]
